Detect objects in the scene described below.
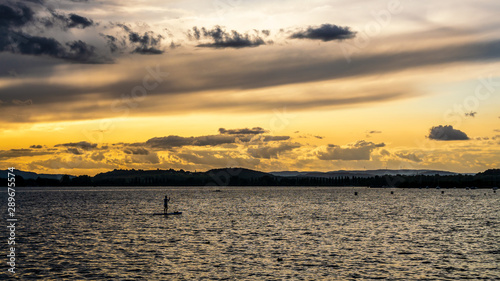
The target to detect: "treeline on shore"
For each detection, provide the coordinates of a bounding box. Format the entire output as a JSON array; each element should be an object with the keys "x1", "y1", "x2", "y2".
[{"x1": 4, "y1": 168, "x2": 500, "y2": 188}]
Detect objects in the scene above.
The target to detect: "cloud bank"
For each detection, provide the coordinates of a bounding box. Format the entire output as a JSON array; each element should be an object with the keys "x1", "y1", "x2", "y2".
[
  {"x1": 317, "y1": 140, "x2": 385, "y2": 161},
  {"x1": 247, "y1": 143, "x2": 300, "y2": 159}
]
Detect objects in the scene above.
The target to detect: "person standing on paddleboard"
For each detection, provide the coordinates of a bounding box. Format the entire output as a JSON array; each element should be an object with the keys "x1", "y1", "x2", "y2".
[{"x1": 164, "y1": 195, "x2": 170, "y2": 214}]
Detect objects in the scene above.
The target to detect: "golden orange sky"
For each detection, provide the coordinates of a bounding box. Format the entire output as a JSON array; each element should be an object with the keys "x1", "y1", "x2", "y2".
[{"x1": 1, "y1": 0, "x2": 500, "y2": 175}]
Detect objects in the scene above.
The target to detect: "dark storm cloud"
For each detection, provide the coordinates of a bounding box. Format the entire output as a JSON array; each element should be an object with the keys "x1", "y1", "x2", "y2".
[
  {"x1": 117, "y1": 24, "x2": 164, "y2": 54},
  {"x1": 0, "y1": 2, "x2": 108, "y2": 63},
  {"x1": 190, "y1": 26, "x2": 266, "y2": 49},
  {"x1": 290, "y1": 24, "x2": 356, "y2": 42},
  {"x1": 14, "y1": 32, "x2": 64, "y2": 56},
  {"x1": 5, "y1": 32, "x2": 105, "y2": 63},
  {"x1": 0, "y1": 5, "x2": 104, "y2": 63},
  {"x1": 63, "y1": 13, "x2": 94, "y2": 29},
  {"x1": 30, "y1": 145, "x2": 43, "y2": 149},
  {"x1": 247, "y1": 143, "x2": 300, "y2": 159},
  {"x1": 44, "y1": 11, "x2": 95, "y2": 29},
  {"x1": 427, "y1": 125, "x2": 470, "y2": 141},
  {"x1": 317, "y1": 140, "x2": 385, "y2": 161},
  {"x1": 0, "y1": 3, "x2": 33, "y2": 53},
  {"x1": 55, "y1": 141, "x2": 98, "y2": 150},
  {"x1": 0, "y1": 3, "x2": 34, "y2": 28},
  {"x1": 219, "y1": 127, "x2": 267, "y2": 135}
]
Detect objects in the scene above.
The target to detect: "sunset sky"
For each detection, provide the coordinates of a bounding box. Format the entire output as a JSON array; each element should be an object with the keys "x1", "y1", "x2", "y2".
[{"x1": 1, "y1": 0, "x2": 499, "y2": 175}]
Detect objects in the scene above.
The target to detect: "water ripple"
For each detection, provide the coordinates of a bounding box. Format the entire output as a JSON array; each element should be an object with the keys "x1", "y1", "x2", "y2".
[{"x1": 0, "y1": 186, "x2": 498, "y2": 280}]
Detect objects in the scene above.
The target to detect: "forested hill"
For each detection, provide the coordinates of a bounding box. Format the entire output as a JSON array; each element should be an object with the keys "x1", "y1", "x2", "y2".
[{"x1": 2, "y1": 168, "x2": 499, "y2": 188}]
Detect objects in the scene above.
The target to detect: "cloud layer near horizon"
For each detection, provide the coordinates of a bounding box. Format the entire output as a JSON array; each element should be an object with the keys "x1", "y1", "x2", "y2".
[
  {"x1": 1, "y1": 124, "x2": 499, "y2": 175},
  {"x1": 1, "y1": 0, "x2": 499, "y2": 175}
]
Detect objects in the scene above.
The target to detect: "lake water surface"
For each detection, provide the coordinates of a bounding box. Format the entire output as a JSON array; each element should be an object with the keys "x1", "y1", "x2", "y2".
[{"x1": 1, "y1": 186, "x2": 498, "y2": 280}]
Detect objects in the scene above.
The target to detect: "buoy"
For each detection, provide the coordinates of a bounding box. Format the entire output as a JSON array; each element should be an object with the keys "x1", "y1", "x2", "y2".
[
  {"x1": 390, "y1": 191, "x2": 394, "y2": 195},
  {"x1": 354, "y1": 192, "x2": 358, "y2": 196},
  {"x1": 441, "y1": 191, "x2": 444, "y2": 194}
]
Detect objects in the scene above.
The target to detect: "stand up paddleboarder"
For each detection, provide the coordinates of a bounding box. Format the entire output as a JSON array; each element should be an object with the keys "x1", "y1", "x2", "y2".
[{"x1": 164, "y1": 195, "x2": 170, "y2": 214}]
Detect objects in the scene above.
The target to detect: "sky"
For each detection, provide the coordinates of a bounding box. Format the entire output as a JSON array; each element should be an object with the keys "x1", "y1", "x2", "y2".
[{"x1": 1, "y1": 0, "x2": 500, "y2": 176}]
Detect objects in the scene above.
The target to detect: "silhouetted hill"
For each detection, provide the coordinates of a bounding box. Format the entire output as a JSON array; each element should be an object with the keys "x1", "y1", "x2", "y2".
[
  {"x1": 478, "y1": 169, "x2": 500, "y2": 176},
  {"x1": 0, "y1": 169, "x2": 72, "y2": 180},
  {"x1": 207, "y1": 168, "x2": 271, "y2": 179},
  {"x1": 92, "y1": 168, "x2": 209, "y2": 186},
  {"x1": 270, "y1": 169, "x2": 460, "y2": 178},
  {"x1": 89, "y1": 168, "x2": 273, "y2": 186},
  {"x1": 3, "y1": 167, "x2": 499, "y2": 188}
]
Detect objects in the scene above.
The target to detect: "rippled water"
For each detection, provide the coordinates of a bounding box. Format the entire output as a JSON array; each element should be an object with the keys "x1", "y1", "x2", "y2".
[{"x1": 1, "y1": 186, "x2": 499, "y2": 280}]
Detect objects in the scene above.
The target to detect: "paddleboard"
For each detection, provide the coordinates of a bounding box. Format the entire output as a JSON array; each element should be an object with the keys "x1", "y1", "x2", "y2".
[{"x1": 152, "y1": 212, "x2": 182, "y2": 216}]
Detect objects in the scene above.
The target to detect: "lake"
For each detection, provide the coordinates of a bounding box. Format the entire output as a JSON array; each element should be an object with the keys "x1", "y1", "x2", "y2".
[{"x1": 1, "y1": 186, "x2": 498, "y2": 280}]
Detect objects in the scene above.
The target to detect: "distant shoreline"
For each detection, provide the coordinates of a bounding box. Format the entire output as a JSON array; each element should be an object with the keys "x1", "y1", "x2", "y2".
[{"x1": 2, "y1": 168, "x2": 499, "y2": 189}]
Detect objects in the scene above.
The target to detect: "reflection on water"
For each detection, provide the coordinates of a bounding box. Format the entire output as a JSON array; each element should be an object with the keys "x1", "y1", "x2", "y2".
[{"x1": 1, "y1": 186, "x2": 498, "y2": 280}]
